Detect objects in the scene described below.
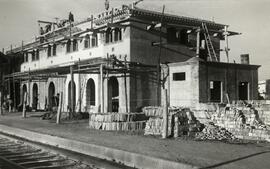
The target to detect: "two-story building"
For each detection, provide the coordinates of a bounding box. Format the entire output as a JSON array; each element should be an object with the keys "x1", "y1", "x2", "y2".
[{"x1": 4, "y1": 4, "x2": 260, "y2": 113}]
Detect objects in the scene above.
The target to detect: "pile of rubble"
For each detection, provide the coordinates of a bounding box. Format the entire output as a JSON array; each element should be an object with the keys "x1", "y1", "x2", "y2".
[
  {"x1": 195, "y1": 122, "x2": 236, "y2": 141},
  {"x1": 210, "y1": 101, "x2": 270, "y2": 141}
]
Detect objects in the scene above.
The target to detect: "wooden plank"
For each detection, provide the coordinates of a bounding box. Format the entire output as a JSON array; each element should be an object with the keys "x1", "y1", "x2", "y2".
[{"x1": 56, "y1": 92, "x2": 63, "y2": 124}]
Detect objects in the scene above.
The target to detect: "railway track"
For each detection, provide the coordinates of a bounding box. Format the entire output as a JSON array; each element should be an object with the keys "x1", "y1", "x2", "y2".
[{"x1": 0, "y1": 136, "x2": 93, "y2": 169}]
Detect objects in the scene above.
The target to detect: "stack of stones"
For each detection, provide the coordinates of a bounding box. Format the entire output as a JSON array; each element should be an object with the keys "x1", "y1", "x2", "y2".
[
  {"x1": 144, "y1": 106, "x2": 202, "y2": 137},
  {"x1": 143, "y1": 107, "x2": 172, "y2": 135},
  {"x1": 89, "y1": 113, "x2": 147, "y2": 131},
  {"x1": 211, "y1": 102, "x2": 270, "y2": 141},
  {"x1": 195, "y1": 122, "x2": 236, "y2": 141}
]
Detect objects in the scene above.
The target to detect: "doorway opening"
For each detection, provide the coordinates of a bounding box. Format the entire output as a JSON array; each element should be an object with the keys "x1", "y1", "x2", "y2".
[
  {"x1": 68, "y1": 81, "x2": 76, "y2": 112},
  {"x1": 86, "y1": 78, "x2": 95, "y2": 112},
  {"x1": 48, "y1": 82, "x2": 55, "y2": 110},
  {"x1": 239, "y1": 82, "x2": 249, "y2": 100},
  {"x1": 22, "y1": 84, "x2": 27, "y2": 105},
  {"x1": 210, "y1": 81, "x2": 222, "y2": 102},
  {"x1": 32, "y1": 83, "x2": 38, "y2": 110},
  {"x1": 108, "y1": 76, "x2": 119, "y2": 112}
]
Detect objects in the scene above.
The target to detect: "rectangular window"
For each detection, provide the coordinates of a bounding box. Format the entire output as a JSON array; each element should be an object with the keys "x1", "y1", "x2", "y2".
[
  {"x1": 31, "y1": 51, "x2": 35, "y2": 61},
  {"x1": 53, "y1": 44, "x2": 57, "y2": 56},
  {"x1": 173, "y1": 72, "x2": 186, "y2": 81},
  {"x1": 36, "y1": 50, "x2": 39, "y2": 60},
  {"x1": 47, "y1": 45, "x2": 51, "y2": 57},
  {"x1": 24, "y1": 53, "x2": 28, "y2": 62}
]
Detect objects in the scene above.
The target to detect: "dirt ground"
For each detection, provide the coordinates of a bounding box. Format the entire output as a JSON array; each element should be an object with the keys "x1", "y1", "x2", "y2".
[{"x1": 1, "y1": 112, "x2": 270, "y2": 169}]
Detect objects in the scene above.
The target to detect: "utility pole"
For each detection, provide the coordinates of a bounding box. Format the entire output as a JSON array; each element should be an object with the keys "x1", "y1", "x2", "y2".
[
  {"x1": 157, "y1": 5, "x2": 165, "y2": 106},
  {"x1": 224, "y1": 26, "x2": 229, "y2": 63}
]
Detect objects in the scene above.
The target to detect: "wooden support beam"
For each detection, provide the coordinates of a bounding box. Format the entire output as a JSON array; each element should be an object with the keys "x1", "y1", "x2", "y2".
[
  {"x1": 224, "y1": 25, "x2": 229, "y2": 62},
  {"x1": 100, "y1": 64, "x2": 104, "y2": 113},
  {"x1": 28, "y1": 69, "x2": 31, "y2": 108},
  {"x1": 56, "y1": 92, "x2": 63, "y2": 124},
  {"x1": 78, "y1": 59, "x2": 81, "y2": 113},
  {"x1": 70, "y1": 66, "x2": 74, "y2": 114},
  {"x1": 0, "y1": 92, "x2": 2, "y2": 115},
  {"x1": 22, "y1": 92, "x2": 27, "y2": 118},
  {"x1": 162, "y1": 89, "x2": 168, "y2": 139},
  {"x1": 12, "y1": 73, "x2": 16, "y2": 112},
  {"x1": 196, "y1": 28, "x2": 200, "y2": 57},
  {"x1": 124, "y1": 56, "x2": 128, "y2": 113},
  {"x1": 37, "y1": 20, "x2": 57, "y2": 25}
]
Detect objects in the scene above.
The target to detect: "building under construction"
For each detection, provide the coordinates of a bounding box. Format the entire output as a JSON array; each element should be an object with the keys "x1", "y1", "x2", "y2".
[{"x1": 2, "y1": 3, "x2": 260, "y2": 115}]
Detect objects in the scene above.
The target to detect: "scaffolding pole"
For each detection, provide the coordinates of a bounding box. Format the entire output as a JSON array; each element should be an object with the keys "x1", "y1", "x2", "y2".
[
  {"x1": 70, "y1": 66, "x2": 74, "y2": 114},
  {"x1": 100, "y1": 64, "x2": 104, "y2": 113},
  {"x1": 78, "y1": 59, "x2": 81, "y2": 113}
]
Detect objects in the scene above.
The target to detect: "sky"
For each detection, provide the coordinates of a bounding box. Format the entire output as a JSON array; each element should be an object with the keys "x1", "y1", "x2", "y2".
[{"x1": 0, "y1": 0, "x2": 269, "y2": 80}]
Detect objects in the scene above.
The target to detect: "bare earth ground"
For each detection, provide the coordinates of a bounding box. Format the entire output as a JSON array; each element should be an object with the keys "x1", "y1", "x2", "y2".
[{"x1": 1, "y1": 112, "x2": 270, "y2": 169}]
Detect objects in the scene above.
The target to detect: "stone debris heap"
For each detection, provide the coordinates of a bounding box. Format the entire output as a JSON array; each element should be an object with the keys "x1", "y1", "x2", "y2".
[
  {"x1": 212, "y1": 101, "x2": 270, "y2": 141},
  {"x1": 89, "y1": 113, "x2": 147, "y2": 131},
  {"x1": 195, "y1": 122, "x2": 236, "y2": 141}
]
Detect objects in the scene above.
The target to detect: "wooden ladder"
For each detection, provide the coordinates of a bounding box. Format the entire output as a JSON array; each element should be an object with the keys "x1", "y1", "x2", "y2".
[{"x1": 202, "y1": 23, "x2": 218, "y2": 62}]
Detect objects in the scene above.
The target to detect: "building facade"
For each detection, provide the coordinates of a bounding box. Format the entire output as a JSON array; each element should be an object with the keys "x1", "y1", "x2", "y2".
[{"x1": 4, "y1": 4, "x2": 260, "y2": 113}]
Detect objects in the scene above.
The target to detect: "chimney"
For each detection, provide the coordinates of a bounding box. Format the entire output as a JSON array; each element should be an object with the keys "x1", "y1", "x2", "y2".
[{"x1": 240, "y1": 54, "x2": 249, "y2": 64}]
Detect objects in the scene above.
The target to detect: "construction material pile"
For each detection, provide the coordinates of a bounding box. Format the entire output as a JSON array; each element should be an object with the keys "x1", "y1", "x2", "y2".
[
  {"x1": 89, "y1": 113, "x2": 147, "y2": 131},
  {"x1": 211, "y1": 101, "x2": 270, "y2": 141},
  {"x1": 143, "y1": 106, "x2": 163, "y2": 117},
  {"x1": 144, "y1": 106, "x2": 203, "y2": 137},
  {"x1": 195, "y1": 122, "x2": 236, "y2": 141},
  {"x1": 143, "y1": 106, "x2": 172, "y2": 135}
]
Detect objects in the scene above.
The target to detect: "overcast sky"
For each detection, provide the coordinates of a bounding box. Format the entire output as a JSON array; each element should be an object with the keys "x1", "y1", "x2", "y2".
[{"x1": 0, "y1": 0, "x2": 269, "y2": 80}]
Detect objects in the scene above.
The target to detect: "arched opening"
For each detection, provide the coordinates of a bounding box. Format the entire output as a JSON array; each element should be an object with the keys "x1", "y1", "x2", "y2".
[
  {"x1": 91, "y1": 33, "x2": 98, "y2": 47},
  {"x1": 68, "y1": 81, "x2": 76, "y2": 112},
  {"x1": 105, "y1": 28, "x2": 112, "y2": 43},
  {"x1": 52, "y1": 44, "x2": 57, "y2": 56},
  {"x1": 47, "y1": 45, "x2": 51, "y2": 57},
  {"x1": 73, "y1": 39, "x2": 78, "y2": 51},
  {"x1": 114, "y1": 28, "x2": 122, "y2": 42},
  {"x1": 48, "y1": 82, "x2": 55, "y2": 110},
  {"x1": 32, "y1": 83, "x2": 38, "y2": 110},
  {"x1": 66, "y1": 40, "x2": 71, "y2": 53},
  {"x1": 108, "y1": 76, "x2": 119, "y2": 112},
  {"x1": 84, "y1": 34, "x2": 90, "y2": 48},
  {"x1": 22, "y1": 84, "x2": 27, "y2": 105},
  {"x1": 86, "y1": 78, "x2": 95, "y2": 111}
]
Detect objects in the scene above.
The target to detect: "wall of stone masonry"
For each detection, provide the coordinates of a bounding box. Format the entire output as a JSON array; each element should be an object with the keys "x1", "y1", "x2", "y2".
[{"x1": 192, "y1": 101, "x2": 270, "y2": 142}]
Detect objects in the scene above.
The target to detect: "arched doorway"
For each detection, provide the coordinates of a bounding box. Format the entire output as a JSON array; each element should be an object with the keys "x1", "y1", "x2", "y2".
[
  {"x1": 48, "y1": 82, "x2": 55, "y2": 110},
  {"x1": 32, "y1": 83, "x2": 38, "y2": 110},
  {"x1": 108, "y1": 76, "x2": 119, "y2": 112},
  {"x1": 21, "y1": 84, "x2": 27, "y2": 105},
  {"x1": 68, "y1": 81, "x2": 76, "y2": 112},
  {"x1": 86, "y1": 78, "x2": 95, "y2": 112}
]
